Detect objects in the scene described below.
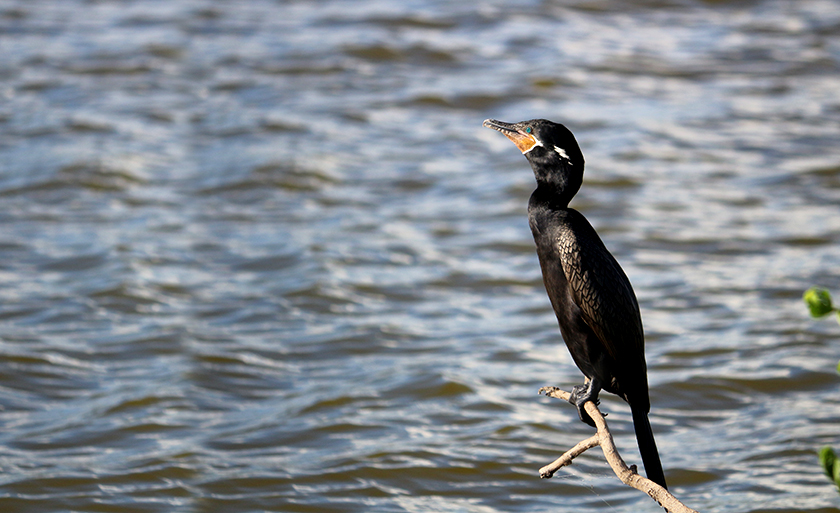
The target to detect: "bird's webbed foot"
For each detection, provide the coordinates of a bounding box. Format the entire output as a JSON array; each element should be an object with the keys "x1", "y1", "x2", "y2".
[{"x1": 568, "y1": 378, "x2": 601, "y2": 428}]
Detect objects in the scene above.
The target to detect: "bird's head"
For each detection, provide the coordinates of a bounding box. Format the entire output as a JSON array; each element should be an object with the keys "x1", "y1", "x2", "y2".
[
  {"x1": 483, "y1": 118, "x2": 584, "y2": 168},
  {"x1": 483, "y1": 118, "x2": 585, "y2": 200}
]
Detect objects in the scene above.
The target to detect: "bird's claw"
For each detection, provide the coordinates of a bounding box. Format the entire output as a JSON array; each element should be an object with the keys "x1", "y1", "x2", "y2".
[{"x1": 569, "y1": 383, "x2": 599, "y2": 428}]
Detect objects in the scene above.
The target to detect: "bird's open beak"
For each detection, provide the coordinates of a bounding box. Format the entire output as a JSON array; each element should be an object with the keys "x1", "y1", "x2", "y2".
[{"x1": 483, "y1": 119, "x2": 538, "y2": 153}]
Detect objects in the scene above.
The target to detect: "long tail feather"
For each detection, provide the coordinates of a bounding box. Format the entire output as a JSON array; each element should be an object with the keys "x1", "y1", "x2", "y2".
[{"x1": 631, "y1": 406, "x2": 667, "y2": 489}]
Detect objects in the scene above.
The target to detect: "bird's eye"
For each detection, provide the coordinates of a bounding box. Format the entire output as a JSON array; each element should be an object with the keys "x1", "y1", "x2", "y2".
[{"x1": 525, "y1": 127, "x2": 532, "y2": 133}]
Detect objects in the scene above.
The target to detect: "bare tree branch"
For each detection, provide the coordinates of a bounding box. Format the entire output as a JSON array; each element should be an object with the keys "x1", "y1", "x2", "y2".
[{"x1": 538, "y1": 386, "x2": 699, "y2": 513}]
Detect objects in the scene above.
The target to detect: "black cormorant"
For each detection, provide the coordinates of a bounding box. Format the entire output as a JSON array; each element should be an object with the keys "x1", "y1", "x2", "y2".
[{"x1": 483, "y1": 118, "x2": 667, "y2": 489}]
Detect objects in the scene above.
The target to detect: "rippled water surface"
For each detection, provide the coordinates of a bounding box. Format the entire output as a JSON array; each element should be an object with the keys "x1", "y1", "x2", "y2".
[{"x1": 1, "y1": 0, "x2": 840, "y2": 511}]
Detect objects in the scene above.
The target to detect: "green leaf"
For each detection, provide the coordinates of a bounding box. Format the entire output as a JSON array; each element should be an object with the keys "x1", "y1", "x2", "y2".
[
  {"x1": 819, "y1": 446, "x2": 836, "y2": 479},
  {"x1": 834, "y1": 461, "x2": 840, "y2": 490},
  {"x1": 804, "y1": 287, "x2": 834, "y2": 318}
]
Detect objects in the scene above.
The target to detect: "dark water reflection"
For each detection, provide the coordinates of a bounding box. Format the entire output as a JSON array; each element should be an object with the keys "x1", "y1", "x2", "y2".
[{"x1": 0, "y1": 0, "x2": 839, "y2": 511}]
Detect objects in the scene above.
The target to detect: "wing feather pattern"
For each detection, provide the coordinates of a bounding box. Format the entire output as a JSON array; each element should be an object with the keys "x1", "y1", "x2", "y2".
[{"x1": 555, "y1": 211, "x2": 645, "y2": 367}]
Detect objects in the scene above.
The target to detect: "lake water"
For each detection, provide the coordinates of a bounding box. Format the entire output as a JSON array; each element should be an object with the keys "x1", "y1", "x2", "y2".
[{"x1": 0, "y1": 0, "x2": 839, "y2": 512}]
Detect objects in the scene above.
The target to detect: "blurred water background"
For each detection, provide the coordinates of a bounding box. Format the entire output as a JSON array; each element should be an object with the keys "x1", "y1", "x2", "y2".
[{"x1": 0, "y1": 0, "x2": 839, "y2": 511}]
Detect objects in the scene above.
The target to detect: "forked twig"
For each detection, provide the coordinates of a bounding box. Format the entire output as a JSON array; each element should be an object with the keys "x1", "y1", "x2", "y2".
[{"x1": 538, "y1": 386, "x2": 699, "y2": 513}]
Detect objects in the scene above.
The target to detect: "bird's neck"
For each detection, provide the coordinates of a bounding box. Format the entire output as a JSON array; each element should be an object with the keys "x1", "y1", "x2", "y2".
[{"x1": 530, "y1": 163, "x2": 582, "y2": 209}]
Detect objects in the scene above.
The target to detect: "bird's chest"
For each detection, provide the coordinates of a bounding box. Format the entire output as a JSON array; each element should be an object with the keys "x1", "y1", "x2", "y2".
[{"x1": 529, "y1": 215, "x2": 577, "y2": 314}]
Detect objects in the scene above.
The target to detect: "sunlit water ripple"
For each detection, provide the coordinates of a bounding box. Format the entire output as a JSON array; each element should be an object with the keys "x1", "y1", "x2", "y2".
[{"x1": 0, "y1": 0, "x2": 839, "y2": 512}]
